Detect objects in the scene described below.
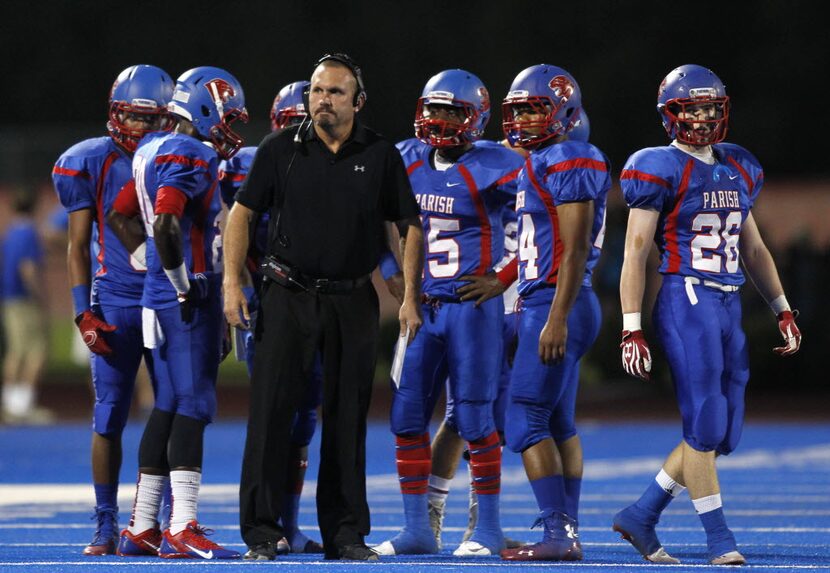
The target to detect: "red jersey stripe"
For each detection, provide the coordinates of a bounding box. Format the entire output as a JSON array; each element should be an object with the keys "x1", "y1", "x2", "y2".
[
  {"x1": 458, "y1": 164, "x2": 491, "y2": 276},
  {"x1": 495, "y1": 167, "x2": 522, "y2": 187},
  {"x1": 545, "y1": 157, "x2": 607, "y2": 177},
  {"x1": 407, "y1": 159, "x2": 424, "y2": 176},
  {"x1": 52, "y1": 166, "x2": 91, "y2": 179},
  {"x1": 526, "y1": 157, "x2": 562, "y2": 285},
  {"x1": 155, "y1": 154, "x2": 210, "y2": 171},
  {"x1": 664, "y1": 159, "x2": 695, "y2": 274},
  {"x1": 189, "y1": 181, "x2": 216, "y2": 274},
  {"x1": 726, "y1": 156, "x2": 753, "y2": 196},
  {"x1": 620, "y1": 169, "x2": 672, "y2": 189}
]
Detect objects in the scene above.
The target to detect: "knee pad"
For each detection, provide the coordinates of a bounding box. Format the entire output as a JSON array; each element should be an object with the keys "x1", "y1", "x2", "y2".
[
  {"x1": 689, "y1": 394, "x2": 728, "y2": 452},
  {"x1": 139, "y1": 408, "x2": 175, "y2": 469},
  {"x1": 504, "y1": 398, "x2": 551, "y2": 453},
  {"x1": 175, "y1": 392, "x2": 217, "y2": 424},
  {"x1": 92, "y1": 399, "x2": 131, "y2": 437},
  {"x1": 390, "y1": 393, "x2": 429, "y2": 436},
  {"x1": 168, "y1": 414, "x2": 207, "y2": 469},
  {"x1": 290, "y1": 407, "x2": 318, "y2": 447},
  {"x1": 453, "y1": 400, "x2": 495, "y2": 442}
]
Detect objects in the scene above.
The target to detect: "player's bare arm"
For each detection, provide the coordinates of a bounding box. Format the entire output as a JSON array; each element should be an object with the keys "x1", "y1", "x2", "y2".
[
  {"x1": 222, "y1": 201, "x2": 256, "y2": 329},
  {"x1": 619, "y1": 207, "x2": 660, "y2": 380},
  {"x1": 68, "y1": 209, "x2": 94, "y2": 290},
  {"x1": 396, "y1": 216, "x2": 424, "y2": 341},
  {"x1": 740, "y1": 212, "x2": 802, "y2": 356},
  {"x1": 106, "y1": 208, "x2": 145, "y2": 254},
  {"x1": 539, "y1": 200, "x2": 592, "y2": 364}
]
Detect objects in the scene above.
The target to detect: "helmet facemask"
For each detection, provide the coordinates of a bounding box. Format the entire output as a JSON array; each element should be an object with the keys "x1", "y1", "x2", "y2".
[
  {"x1": 107, "y1": 101, "x2": 173, "y2": 153},
  {"x1": 414, "y1": 99, "x2": 480, "y2": 148},
  {"x1": 661, "y1": 95, "x2": 730, "y2": 146},
  {"x1": 209, "y1": 108, "x2": 249, "y2": 160}
]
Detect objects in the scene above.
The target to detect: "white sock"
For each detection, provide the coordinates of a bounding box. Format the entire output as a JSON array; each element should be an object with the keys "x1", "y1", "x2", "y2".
[
  {"x1": 656, "y1": 469, "x2": 687, "y2": 497},
  {"x1": 4, "y1": 383, "x2": 33, "y2": 416},
  {"x1": 428, "y1": 475, "x2": 451, "y2": 507},
  {"x1": 169, "y1": 470, "x2": 201, "y2": 534},
  {"x1": 692, "y1": 493, "x2": 723, "y2": 514},
  {"x1": 128, "y1": 473, "x2": 168, "y2": 534}
]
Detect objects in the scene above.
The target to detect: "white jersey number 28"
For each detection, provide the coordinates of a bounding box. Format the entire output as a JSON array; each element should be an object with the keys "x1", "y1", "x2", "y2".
[{"x1": 690, "y1": 211, "x2": 741, "y2": 273}]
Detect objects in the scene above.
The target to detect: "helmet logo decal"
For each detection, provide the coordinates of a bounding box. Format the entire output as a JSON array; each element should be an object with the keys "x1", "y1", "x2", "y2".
[
  {"x1": 548, "y1": 75, "x2": 574, "y2": 102},
  {"x1": 204, "y1": 78, "x2": 236, "y2": 116},
  {"x1": 478, "y1": 87, "x2": 490, "y2": 112}
]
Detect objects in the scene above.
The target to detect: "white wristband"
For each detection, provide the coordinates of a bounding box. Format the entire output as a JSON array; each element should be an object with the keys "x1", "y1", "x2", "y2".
[
  {"x1": 623, "y1": 312, "x2": 642, "y2": 331},
  {"x1": 163, "y1": 262, "x2": 190, "y2": 294},
  {"x1": 130, "y1": 242, "x2": 147, "y2": 267},
  {"x1": 770, "y1": 295, "x2": 790, "y2": 315}
]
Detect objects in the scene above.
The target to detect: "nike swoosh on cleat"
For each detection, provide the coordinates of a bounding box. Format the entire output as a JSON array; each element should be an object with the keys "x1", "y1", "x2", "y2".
[{"x1": 184, "y1": 544, "x2": 214, "y2": 559}]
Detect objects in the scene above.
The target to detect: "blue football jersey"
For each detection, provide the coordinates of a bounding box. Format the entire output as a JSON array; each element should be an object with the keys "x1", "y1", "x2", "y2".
[
  {"x1": 516, "y1": 140, "x2": 611, "y2": 295},
  {"x1": 396, "y1": 138, "x2": 523, "y2": 299},
  {"x1": 133, "y1": 132, "x2": 223, "y2": 309},
  {"x1": 620, "y1": 143, "x2": 762, "y2": 285},
  {"x1": 218, "y1": 146, "x2": 269, "y2": 272},
  {"x1": 52, "y1": 137, "x2": 145, "y2": 306}
]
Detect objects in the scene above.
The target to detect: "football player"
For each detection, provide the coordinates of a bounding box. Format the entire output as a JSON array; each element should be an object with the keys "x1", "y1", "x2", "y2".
[
  {"x1": 108, "y1": 66, "x2": 247, "y2": 559},
  {"x1": 499, "y1": 65, "x2": 610, "y2": 562},
  {"x1": 52, "y1": 64, "x2": 174, "y2": 556},
  {"x1": 427, "y1": 109, "x2": 592, "y2": 549},
  {"x1": 373, "y1": 69, "x2": 524, "y2": 558},
  {"x1": 217, "y1": 80, "x2": 323, "y2": 555},
  {"x1": 613, "y1": 64, "x2": 801, "y2": 566}
]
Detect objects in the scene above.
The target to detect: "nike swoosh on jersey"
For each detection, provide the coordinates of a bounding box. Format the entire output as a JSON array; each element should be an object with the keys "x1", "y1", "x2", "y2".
[
  {"x1": 184, "y1": 544, "x2": 214, "y2": 559},
  {"x1": 446, "y1": 182, "x2": 461, "y2": 187}
]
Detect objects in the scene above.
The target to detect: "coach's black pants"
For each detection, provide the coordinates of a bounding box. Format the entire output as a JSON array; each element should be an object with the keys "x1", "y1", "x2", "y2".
[{"x1": 239, "y1": 279, "x2": 379, "y2": 557}]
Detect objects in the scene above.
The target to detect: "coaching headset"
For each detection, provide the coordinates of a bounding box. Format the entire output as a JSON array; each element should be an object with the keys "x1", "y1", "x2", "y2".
[{"x1": 302, "y1": 52, "x2": 367, "y2": 110}]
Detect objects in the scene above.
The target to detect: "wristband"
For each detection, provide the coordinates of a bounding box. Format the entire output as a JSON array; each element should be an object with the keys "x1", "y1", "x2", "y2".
[
  {"x1": 378, "y1": 250, "x2": 401, "y2": 280},
  {"x1": 130, "y1": 242, "x2": 147, "y2": 267},
  {"x1": 71, "y1": 284, "x2": 92, "y2": 316},
  {"x1": 623, "y1": 312, "x2": 642, "y2": 332},
  {"x1": 769, "y1": 295, "x2": 790, "y2": 315},
  {"x1": 163, "y1": 262, "x2": 191, "y2": 295}
]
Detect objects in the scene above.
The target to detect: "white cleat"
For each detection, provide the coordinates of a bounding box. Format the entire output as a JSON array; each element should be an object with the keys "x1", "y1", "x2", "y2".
[
  {"x1": 645, "y1": 547, "x2": 680, "y2": 564},
  {"x1": 453, "y1": 540, "x2": 493, "y2": 557},
  {"x1": 711, "y1": 550, "x2": 746, "y2": 566},
  {"x1": 371, "y1": 540, "x2": 397, "y2": 556}
]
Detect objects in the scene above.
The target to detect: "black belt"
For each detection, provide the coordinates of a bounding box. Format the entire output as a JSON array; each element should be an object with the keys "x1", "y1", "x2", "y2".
[{"x1": 299, "y1": 273, "x2": 371, "y2": 294}]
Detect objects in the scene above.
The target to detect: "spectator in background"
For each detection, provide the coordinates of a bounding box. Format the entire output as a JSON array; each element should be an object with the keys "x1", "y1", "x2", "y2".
[{"x1": 1, "y1": 190, "x2": 52, "y2": 424}]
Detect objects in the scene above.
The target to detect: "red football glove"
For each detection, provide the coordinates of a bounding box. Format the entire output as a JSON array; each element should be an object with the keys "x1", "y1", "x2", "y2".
[
  {"x1": 773, "y1": 310, "x2": 801, "y2": 356},
  {"x1": 621, "y1": 329, "x2": 652, "y2": 381},
  {"x1": 74, "y1": 310, "x2": 117, "y2": 356}
]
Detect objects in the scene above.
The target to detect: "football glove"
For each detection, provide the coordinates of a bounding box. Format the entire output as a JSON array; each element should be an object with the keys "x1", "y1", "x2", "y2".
[
  {"x1": 621, "y1": 329, "x2": 652, "y2": 381},
  {"x1": 177, "y1": 274, "x2": 210, "y2": 324},
  {"x1": 75, "y1": 310, "x2": 117, "y2": 356},
  {"x1": 773, "y1": 310, "x2": 801, "y2": 356}
]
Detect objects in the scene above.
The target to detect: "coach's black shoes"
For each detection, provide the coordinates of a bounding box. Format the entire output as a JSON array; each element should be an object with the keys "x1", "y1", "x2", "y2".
[
  {"x1": 243, "y1": 541, "x2": 279, "y2": 561},
  {"x1": 338, "y1": 543, "x2": 379, "y2": 560}
]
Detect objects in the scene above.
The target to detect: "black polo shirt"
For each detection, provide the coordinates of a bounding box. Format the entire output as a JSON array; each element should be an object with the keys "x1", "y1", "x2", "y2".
[{"x1": 235, "y1": 120, "x2": 419, "y2": 280}]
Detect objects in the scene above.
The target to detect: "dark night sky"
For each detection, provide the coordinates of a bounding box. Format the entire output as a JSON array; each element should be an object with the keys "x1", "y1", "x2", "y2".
[{"x1": 0, "y1": 0, "x2": 826, "y2": 183}]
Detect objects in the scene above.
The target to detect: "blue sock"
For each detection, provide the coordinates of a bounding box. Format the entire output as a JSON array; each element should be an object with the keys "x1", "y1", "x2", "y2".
[
  {"x1": 563, "y1": 477, "x2": 582, "y2": 520},
  {"x1": 529, "y1": 474, "x2": 566, "y2": 514},
  {"x1": 476, "y1": 493, "x2": 501, "y2": 531},
  {"x1": 402, "y1": 493, "x2": 431, "y2": 532},
  {"x1": 93, "y1": 483, "x2": 118, "y2": 509},
  {"x1": 634, "y1": 479, "x2": 674, "y2": 517},
  {"x1": 699, "y1": 507, "x2": 736, "y2": 556}
]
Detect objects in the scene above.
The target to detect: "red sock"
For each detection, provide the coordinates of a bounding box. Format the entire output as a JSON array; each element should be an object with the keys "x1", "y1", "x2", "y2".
[
  {"x1": 395, "y1": 433, "x2": 431, "y2": 495},
  {"x1": 468, "y1": 431, "x2": 501, "y2": 495}
]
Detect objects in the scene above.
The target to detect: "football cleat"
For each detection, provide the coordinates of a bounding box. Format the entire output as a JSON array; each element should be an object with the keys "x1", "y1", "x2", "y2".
[
  {"x1": 243, "y1": 541, "x2": 278, "y2": 561},
  {"x1": 83, "y1": 506, "x2": 118, "y2": 556},
  {"x1": 613, "y1": 506, "x2": 679, "y2": 564},
  {"x1": 501, "y1": 511, "x2": 581, "y2": 561},
  {"x1": 117, "y1": 527, "x2": 161, "y2": 556},
  {"x1": 159, "y1": 521, "x2": 240, "y2": 559},
  {"x1": 711, "y1": 550, "x2": 746, "y2": 565},
  {"x1": 373, "y1": 527, "x2": 439, "y2": 556},
  {"x1": 275, "y1": 537, "x2": 291, "y2": 555}
]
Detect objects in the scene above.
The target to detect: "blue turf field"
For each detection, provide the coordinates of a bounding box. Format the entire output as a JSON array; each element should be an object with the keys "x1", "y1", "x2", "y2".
[{"x1": 1, "y1": 420, "x2": 829, "y2": 572}]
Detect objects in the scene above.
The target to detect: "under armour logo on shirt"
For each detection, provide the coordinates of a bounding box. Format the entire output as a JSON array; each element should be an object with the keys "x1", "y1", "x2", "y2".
[{"x1": 354, "y1": 165, "x2": 365, "y2": 172}]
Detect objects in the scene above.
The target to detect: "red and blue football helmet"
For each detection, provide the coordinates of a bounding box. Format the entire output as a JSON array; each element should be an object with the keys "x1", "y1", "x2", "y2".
[
  {"x1": 107, "y1": 65, "x2": 175, "y2": 153},
  {"x1": 657, "y1": 64, "x2": 730, "y2": 146},
  {"x1": 569, "y1": 108, "x2": 590, "y2": 142},
  {"x1": 270, "y1": 81, "x2": 310, "y2": 132},
  {"x1": 502, "y1": 64, "x2": 583, "y2": 149},
  {"x1": 414, "y1": 69, "x2": 490, "y2": 148},
  {"x1": 168, "y1": 66, "x2": 249, "y2": 159}
]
